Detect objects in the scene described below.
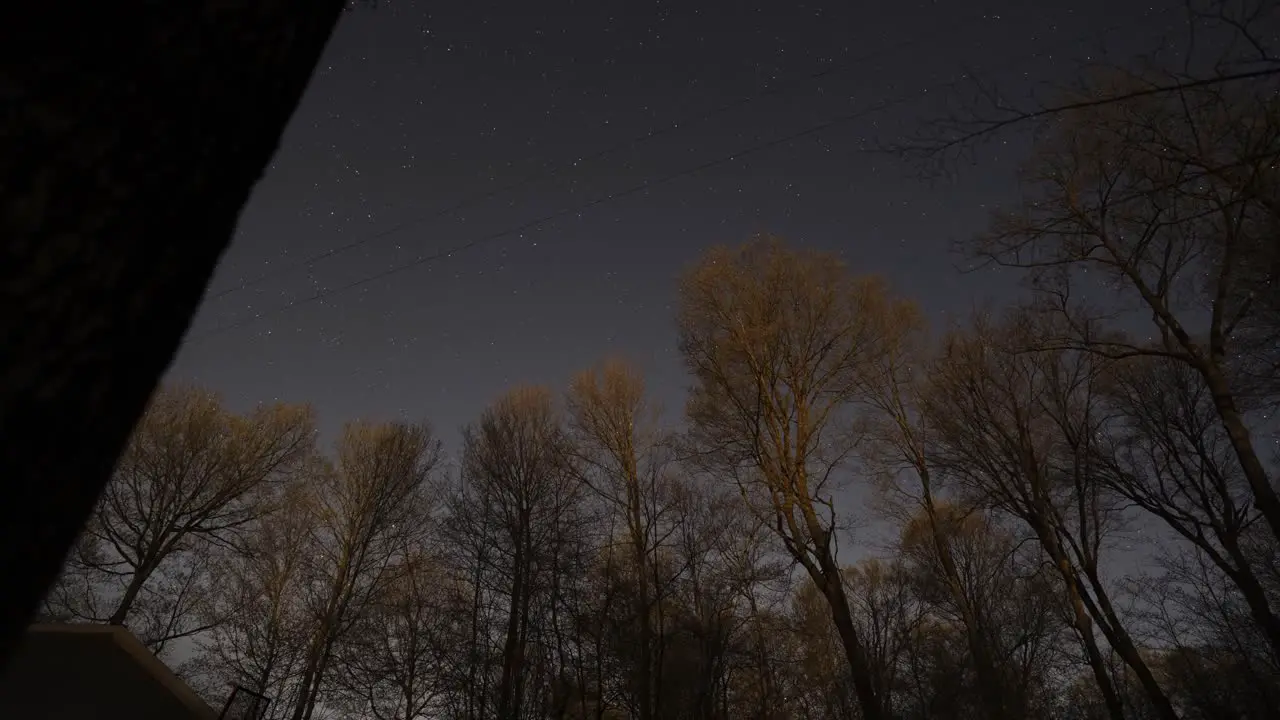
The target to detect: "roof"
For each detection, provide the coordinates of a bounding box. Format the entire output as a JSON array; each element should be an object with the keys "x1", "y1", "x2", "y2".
[{"x1": 0, "y1": 623, "x2": 217, "y2": 720}]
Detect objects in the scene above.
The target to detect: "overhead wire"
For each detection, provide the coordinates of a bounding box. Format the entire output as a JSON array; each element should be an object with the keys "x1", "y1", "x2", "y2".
[
  {"x1": 186, "y1": 12, "x2": 1149, "y2": 344},
  {"x1": 186, "y1": 92, "x2": 912, "y2": 344},
  {"x1": 202, "y1": 15, "x2": 994, "y2": 301}
]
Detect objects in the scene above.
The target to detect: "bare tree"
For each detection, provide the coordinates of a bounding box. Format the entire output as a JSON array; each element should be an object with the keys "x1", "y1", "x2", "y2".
[
  {"x1": 796, "y1": 578, "x2": 860, "y2": 718},
  {"x1": 844, "y1": 559, "x2": 929, "y2": 717},
  {"x1": 713, "y1": 497, "x2": 794, "y2": 720},
  {"x1": 1096, "y1": 355, "x2": 1280, "y2": 661},
  {"x1": 895, "y1": 0, "x2": 1280, "y2": 169},
  {"x1": 957, "y1": 63, "x2": 1280, "y2": 544},
  {"x1": 287, "y1": 420, "x2": 441, "y2": 720},
  {"x1": 898, "y1": 505, "x2": 1067, "y2": 719},
  {"x1": 329, "y1": 542, "x2": 458, "y2": 720},
  {"x1": 558, "y1": 535, "x2": 627, "y2": 720},
  {"x1": 676, "y1": 237, "x2": 920, "y2": 720},
  {"x1": 567, "y1": 359, "x2": 687, "y2": 720},
  {"x1": 923, "y1": 313, "x2": 1179, "y2": 720},
  {"x1": 46, "y1": 384, "x2": 314, "y2": 651},
  {"x1": 186, "y1": 481, "x2": 316, "y2": 719},
  {"x1": 1138, "y1": 547, "x2": 1280, "y2": 719},
  {"x1": 451, "y1": 386, "x2": 582, "y2": 720},
  {"x1": 853, "y1": 303, "x2": 1042, "y2": 720},
  {"x1": 439, "y1": 506, "x2": 499, "y2": 720}
]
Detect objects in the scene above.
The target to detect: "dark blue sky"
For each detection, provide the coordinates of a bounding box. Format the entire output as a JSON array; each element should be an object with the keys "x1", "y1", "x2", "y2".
[{"x1": 169, "y1": 0, "x2": 1181, "y2": 459}]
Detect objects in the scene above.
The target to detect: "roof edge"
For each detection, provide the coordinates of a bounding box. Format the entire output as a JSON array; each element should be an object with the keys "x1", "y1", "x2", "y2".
[{"x1": 28, "y1": 623, "x2": 217, "y2": 720}]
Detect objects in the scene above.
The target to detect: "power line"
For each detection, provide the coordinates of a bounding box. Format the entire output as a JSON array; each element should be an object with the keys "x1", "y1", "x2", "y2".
[
  {"x1": 186, "y1": 92, "x2": 911, "y2": 344},
  {"x1": 187, "y1": 12, "x2": 1153, "y2": 344},
  {"x1": 204, "y1": 20, "x2": 982, "y2": 301}
]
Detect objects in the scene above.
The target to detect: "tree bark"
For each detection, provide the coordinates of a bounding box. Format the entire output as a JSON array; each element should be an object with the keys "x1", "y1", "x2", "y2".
[{"x1": 0, "y1": 0, "x2": 345, "y2": 672}]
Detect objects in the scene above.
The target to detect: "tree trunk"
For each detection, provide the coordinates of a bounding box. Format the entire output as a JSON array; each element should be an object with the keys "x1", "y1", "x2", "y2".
[
  {"x1": 290, "y1": 623, "x2": 329, "y2": 720},
  {"x1": 497, "y1": 540, "x2": 528, "y2": 720},
  {"x1": 108, "y1": 569, "x2": 150, "y2": 627},
  {"x1": 1221, "y1": 539, "x2": 1280, "y2": 663},
  {"x1": 630, "y1": 492, "x2": 653, "y2": 720},
  {"x1": 1066, "y1": 574, "x2": 1126, "y2": 720},
  {"x1": 815, "y1": 551, "x2": 886, "y2": 720},
  {"x1": 291, "y1": 556, "x2": 353, "y2": 720},
  {"x1": 1080, "y1": 567, "x2": 1180, "y2": 720},
  {"x1": 1035, "y1": 514, "x2": 1175, "y2": 720},
  {"x1": 1202, "y1": 365, "x2": 1280, "y2": 544},
  {"x1": 0, "y1": 0, "x2": 345, "y2": 672},
  {"x1": 513, "y1": 563, "x2": 533, "y2": 720},
  {"x1": 467, "y1": 550, "x2": 488, "y2": 720},
  {"x1": 921, "y1": 492, "x2": 1012, "y2": 720}
]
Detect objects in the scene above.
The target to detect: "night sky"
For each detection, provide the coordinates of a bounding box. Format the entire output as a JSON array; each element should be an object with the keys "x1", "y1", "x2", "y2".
[{"x1": 169, "y1": 0, "x2": 1183, "y2": 462}]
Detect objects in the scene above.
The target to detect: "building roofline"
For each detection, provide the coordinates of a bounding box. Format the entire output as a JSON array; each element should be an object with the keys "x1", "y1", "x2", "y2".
[{"x1": 28, "y1": 623, "x2": 217, "y2": 720}]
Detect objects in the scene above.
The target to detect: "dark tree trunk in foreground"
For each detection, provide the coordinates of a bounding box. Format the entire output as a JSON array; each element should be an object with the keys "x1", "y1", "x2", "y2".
[{"x1": 0, "y1": 0, "x2": 345, "y2": 673}]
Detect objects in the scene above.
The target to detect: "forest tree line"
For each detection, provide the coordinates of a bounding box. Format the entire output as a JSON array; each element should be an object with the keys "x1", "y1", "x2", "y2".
[{"x1": 42, "y1": 47, "x2": 1280, "y2": 720}]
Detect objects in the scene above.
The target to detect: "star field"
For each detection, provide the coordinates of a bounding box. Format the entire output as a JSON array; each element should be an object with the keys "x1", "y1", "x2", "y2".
[{"x1": 170, "y1": 0, "x2": 1186, "y2": 452}]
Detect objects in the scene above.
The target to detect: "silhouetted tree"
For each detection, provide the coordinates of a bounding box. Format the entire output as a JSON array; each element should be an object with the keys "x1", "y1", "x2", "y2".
[
  {"x1": 450, "y1": 387, "x2": 583, "y2": 720},
  {"x1": 567, "y1": 359, "x2": 683, "y2": 720},
  {"x1": 186, "y1": 482, "x2": 315, "y2": 719},
  {"x1": 329, "y1": 542, "x2": 458, "y2": 720},
  {"x1": 46, "y1": 384, "x2": 313, "y2": 653},
  {"x1": 1097, "y1": 356, "x2": 1280, "y2": 662},
  {"x1": 896, "y1": 0, "x2": 1280, "y2": 169},
  {"x1": 959, "y1": 68, "x2": 1280, "y2": 545},
  {"x1": 677, "y1": 238, "x2": 921, "y2": 720},
  {"x1": 924, "y1": 313, "x2": 1178, "y2": 720},
  {"x1": 287, "y1": 421, "x2": 440, "y2": 720}
]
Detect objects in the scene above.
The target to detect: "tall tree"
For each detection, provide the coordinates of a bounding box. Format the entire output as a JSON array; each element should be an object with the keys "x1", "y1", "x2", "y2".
[
  {"x1": 897, "y1": 505, "x2": 1066, "y2": 719},
  {"x1": 924, "y1": 313, "x2": 1179, "y2": 720},
  {"x1": 567, "y1": 359, "x2": 682, "y2": 720},
  {"x1": 1097, "y1": 355, "x2": 1280, "y2": 662},
  {"x1": 844, "y1": 559, "x2": 929, "y2": 717},
  {"x1": 288, "y1": 421, "x2": 440, "y2": 720},
  {"x1": 676, "y1": 237, "x2": 916, "y2": 720},
  {"x1": 452, "y1": 386, "x2": 582, "y2": 720},
  {"x1": 961, "y1": 72, "x2": 1280, "y2": 543},
  {"x1": 329, "y1": 542, "x2": 458, "y2": 720},
  {"x1": 854, "y1": 301, "x2": 1030, "y2": 720},
  {"x1": 46, "y1": 384, "x2": 314, "y2": 651},
  {"x1": 186, "y1": 482, "x2": 316, "y2": 720},
  {"x1": 1140, "y1": 548, "x2": 1280, "y2": 719}
]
